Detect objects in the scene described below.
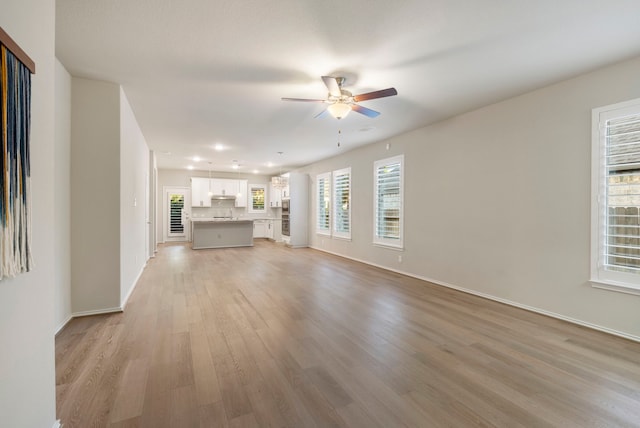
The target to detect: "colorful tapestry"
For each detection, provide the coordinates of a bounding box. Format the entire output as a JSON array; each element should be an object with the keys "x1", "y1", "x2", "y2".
[{"x1": 0, "y1": 43, "x2": 32, "y2": 279}]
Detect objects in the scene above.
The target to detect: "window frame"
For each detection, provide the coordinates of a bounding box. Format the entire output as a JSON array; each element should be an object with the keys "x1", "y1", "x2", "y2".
[
  {"x1": 248, "y1": 184, "x2": 267, "y2": 214},
  {"x1": 373, "y1": 155, "x2": 404, "y2": 249},
  {"x1": 316, "y1": 172, "x2": 331, "y2": 236},
  {"x1": 591, "y1": 97, "x2": 640, "y2": 295},
  {"x1": 332, "y1": 167, "x2": 352, "y2": 240}
]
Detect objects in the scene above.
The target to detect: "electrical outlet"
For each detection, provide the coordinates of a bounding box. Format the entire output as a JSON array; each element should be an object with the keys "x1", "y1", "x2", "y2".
[{"x1": 398, "y1": 255, "x2": 402, "y2": 263}]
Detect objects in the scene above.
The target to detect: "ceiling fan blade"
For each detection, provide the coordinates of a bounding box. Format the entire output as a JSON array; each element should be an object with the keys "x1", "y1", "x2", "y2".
[
  {"x1": 351, "y1": 104, "x2": 380, "y2": 118},
  {"x1": 282, "y1": 97, "x2": 326, "y2": 102},
  {"x1": 321, "y1": 76, "x2": 342, "y2": 97},
  {"x1": 353, "y1": 87, "x2": 398, "y2": 102},
  {"x1": 314, "y1": 109, "x2": 329, "y2": 119}
]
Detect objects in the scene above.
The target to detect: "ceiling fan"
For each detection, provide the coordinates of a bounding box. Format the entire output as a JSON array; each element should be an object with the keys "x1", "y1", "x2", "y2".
[{"x1": 282, "y1": 76, "x2": 397, "y2": 119}]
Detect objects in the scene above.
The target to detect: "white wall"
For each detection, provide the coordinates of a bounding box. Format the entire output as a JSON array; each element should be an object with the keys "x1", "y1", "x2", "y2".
[
  {"x1": 149, "y1": 151, "x2": 158, "y2": 258},
  {"x1": 301, "y1": 55, "x2": 640, "y2": 340},
  {"x1": 0, "y1": 0, "x2": 57, "y2": 426},
  {"x1": 119, "y1": 88, "x2": 150, "y2": 305},
  {"x1": 71, "y1": 78, "x2": 121, "y2": 313},
  {"x1": 54, "y1": 59, "x2": 72, "y2": 333}
]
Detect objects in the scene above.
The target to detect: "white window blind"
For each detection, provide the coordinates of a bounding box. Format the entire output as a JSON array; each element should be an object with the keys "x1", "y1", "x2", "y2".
[
  {"x1": 316, "y1": 173, "x2": 331, "y2": 235},
  {"x1": 169, "y1": 194, "x2": 185, "y2": 235},
  {"x1": 374, "y1": 155, "x2": 403, "y2": 248},
  {"x1": 592, "y1": 99, "x2": 640, "y2": 293},
  {"x1": 248, "y1": 184, "x2": 266, "y2": 213},
  {"x1": 333, "y1": 168, "x2": 351, "y2": 239}
]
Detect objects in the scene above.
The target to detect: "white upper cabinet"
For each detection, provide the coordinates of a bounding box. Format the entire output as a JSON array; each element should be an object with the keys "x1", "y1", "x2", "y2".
[
  {"x1": 191, "y1": 177, "x2": 211, "y2": 207},
  {"x1": 269, "y1": 182, "x2": 282, "y2": 207},
  {"x1": 210, "y1": 178, "x2": 239, "y2": 196}
]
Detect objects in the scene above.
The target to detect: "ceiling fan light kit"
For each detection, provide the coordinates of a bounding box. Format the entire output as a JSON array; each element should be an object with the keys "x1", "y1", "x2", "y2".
[
  {"x1": 282, "y1": 76, "x2": 397, "y2": 120},
  {"x1": 327, "y1": 102, "x2": 351, "y2": 119}
]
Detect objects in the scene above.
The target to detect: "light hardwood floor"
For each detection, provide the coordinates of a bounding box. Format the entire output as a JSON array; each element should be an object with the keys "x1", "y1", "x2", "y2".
[{"x1": 56, "y1": 241, "x2": 640, "y2": 427}]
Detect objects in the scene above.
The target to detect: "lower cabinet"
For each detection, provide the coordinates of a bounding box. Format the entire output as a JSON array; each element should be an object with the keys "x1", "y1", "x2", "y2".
[
  {"x1": 253, "y1": 220, "x2": 268, "y2": 238},
  {"x1": 267, "y1": 220, "x2": 274, "y2": 240},
  {"x1": 252, "y1": 219, "x2": 281, "y2": 240}
]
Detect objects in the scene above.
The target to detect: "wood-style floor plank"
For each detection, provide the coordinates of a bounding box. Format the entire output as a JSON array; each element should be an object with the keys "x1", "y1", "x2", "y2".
[{"x1": 56, "y1": 241, "x2": 640, "y2": 427}]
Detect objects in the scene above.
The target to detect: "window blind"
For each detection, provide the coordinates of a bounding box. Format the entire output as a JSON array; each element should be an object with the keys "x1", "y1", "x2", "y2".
[
  {"x1": 250, "y1": 186, "x2": 265, "y2": 211},
  {"x1": 316, "y1": 173, "x2": 331, "y2": 234},
  {"x1": 604, "y1": 113, "x2": 640, "y2": 274},
  {"x1": 333, "y1": 168, "x2": 351, "y2": 239},
  {"x1": 169, "y1": 194, "x2": 185, "y2": 234},
  {"x1": 374, "y1": 155, "x2": 403, "y2": 247}
]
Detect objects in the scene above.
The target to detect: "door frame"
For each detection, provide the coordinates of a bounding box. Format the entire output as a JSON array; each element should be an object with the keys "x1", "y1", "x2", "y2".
[{"x1": 163, "y1": 186, "x2": 192, "y2": 242}]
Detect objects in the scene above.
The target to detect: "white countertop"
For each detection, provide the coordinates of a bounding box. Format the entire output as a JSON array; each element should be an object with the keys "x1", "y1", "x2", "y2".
[{"x1": 191, "y1": 218, "x2": 252, "y2": 223}]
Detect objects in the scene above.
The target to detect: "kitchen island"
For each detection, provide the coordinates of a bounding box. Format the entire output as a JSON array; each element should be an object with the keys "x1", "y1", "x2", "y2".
[{"x1": 191, "y1": 219, "x2": 254, "y2": 249}]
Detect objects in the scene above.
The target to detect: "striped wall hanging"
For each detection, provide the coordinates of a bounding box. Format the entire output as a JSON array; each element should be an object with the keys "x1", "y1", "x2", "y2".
[{"x1": 0, "y1": 27, "x2": 35, "y2": 280}]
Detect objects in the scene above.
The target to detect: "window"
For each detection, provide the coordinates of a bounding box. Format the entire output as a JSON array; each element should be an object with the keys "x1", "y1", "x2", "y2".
[
  {"x1": 374, "y1": 155, "x2": 404, "y2": 248},
  {"x1": 169, "y1": 194, "x2": 185, "y2": 235},
  {"x1": 316, "y1": 173, "x2": 331, "y2": 235},
  {"x1": 333, "y1": 168, "x2": 351, "y2": 239},
  {"x1": 248, "y1": 184, "x2": 266, "y2": 213},
  {"x1": 592, "y1": 98, "x2": 640, "y2": 294}
]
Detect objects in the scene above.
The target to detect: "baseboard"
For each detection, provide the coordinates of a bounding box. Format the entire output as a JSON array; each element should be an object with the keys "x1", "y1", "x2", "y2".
[
  {"x1": 58, "y1": 263, "x2": 146, "y2": 333},
  {"x1": 52, "y1": 419, "x2": 62, "y2": 428},
  {"x1": 71, "y1": 306, "x2": 123, "y2": 318},
  {"x1": 54, "y1": 315, "x2": 73, "y2": 336},
  {"x1": 309, "y1": 246, "x2": 640, "y2": 343},
  {"x1": 121, "y1": 261, "x2": 147, "y2": 310}
]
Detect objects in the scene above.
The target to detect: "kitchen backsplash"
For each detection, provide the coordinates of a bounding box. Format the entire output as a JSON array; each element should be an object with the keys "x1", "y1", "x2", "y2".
[{"x1": 192, "y1": 199, "x2": 280, "y2": 219}]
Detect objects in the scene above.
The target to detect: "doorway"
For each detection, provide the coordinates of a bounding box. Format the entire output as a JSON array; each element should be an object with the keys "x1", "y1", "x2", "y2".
[{"x1": 163, "y1": 186, "x2": 191, "y2": 242}]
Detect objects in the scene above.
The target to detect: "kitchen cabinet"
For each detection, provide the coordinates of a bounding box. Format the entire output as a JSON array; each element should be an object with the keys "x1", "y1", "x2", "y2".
[
  {"x1": 192, "y1": 177, "x2": 247, "y2": 207},
  {"x1": 253, "y1": 219, "x2": 268, "y2": 238},
  {"x1": 282, "y1": 172, "x2": 308, "y2": 248},
  {"x1": 211, "y1": 178, "x2": 237, "y2": 197},
  {"x1": 192, "y1": 219, "x2": 253, "y2": 249},
  {"x1": 267, "y1": 220, "x2": 274, "y2": 239},
  {"x1": 235, "y1": 180, "x2": 248, "y2": 208},
  {"x1": 281, "y1": 185, "x2": 290, "y2": 199},
  {"x1": 191, "y1": 177, "x2": 211, "y2": 207},
  {"x1": 267, "y1": 219, "x2": 282, "y2": 242},
  {"x1": 269, "y1": 182, "x2": 282, "y2": 207}
]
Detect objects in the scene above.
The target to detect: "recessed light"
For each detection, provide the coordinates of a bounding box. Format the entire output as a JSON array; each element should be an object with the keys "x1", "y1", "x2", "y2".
[
  {"x1": 187, "y1": 165, "x2": 194, "y2": 170},
  {"x1": 253, "y1": 169, "x2": 259, "y2": 174},
  {"x1": 266, "y1": 162, "x2": 273, "y2": 168},
  {"x1": 214, "y1": 144, "x2": 224, "y2": 151},
  {"x1": 193, "y1": 156, "x2": 201, "y2": 162},
  {"x1": 232, "y1": 164, "x2": 239, "y2": 170}
]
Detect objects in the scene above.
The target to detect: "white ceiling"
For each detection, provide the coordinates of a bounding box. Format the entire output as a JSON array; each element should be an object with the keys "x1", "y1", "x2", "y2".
[{"x1": 56, "y1": 0, "x2": 640, "y2": 174}]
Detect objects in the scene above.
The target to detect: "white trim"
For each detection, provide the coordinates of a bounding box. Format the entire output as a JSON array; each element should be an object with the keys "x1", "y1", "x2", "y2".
[
  {"x1": 72, "y1": 307, "x2": 123, "y2": 318},
  {"x1": 591, "y1": 97, "x2": 640, "y2": 290},
  {"x1": 55, "y1": 315, "x2": 73, "y2": 336},
  {"x1": 372, "y1": 242, "x2": 404, "y2": 251},
  {"x1": 332, "y1": 167, "x2": 351, "y2": 240},
  {"x1": 316, "y1": 172, "x2": 332, "y2": 235},
  {"x1": 248, "y1": 183, "x2": 267, "y2": 214},
  {"x1": 52, "y1": 420, "x2": 62, "y2": 428},
  {"x1": 309, "y1": 245, "x2": 640, "y2": 344},
  {"x1": 591, "y1": 280, "x2": 640, "y2": 296},
  {"x1": 121, "y1": 262, "x2": 147, "y2": 310},
  {"x1": 163, "y1": 186, "x2": 191, "y2": 242},
  {"x1": 373, "y1": 155, "x2": 404, "y2": 249}
]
